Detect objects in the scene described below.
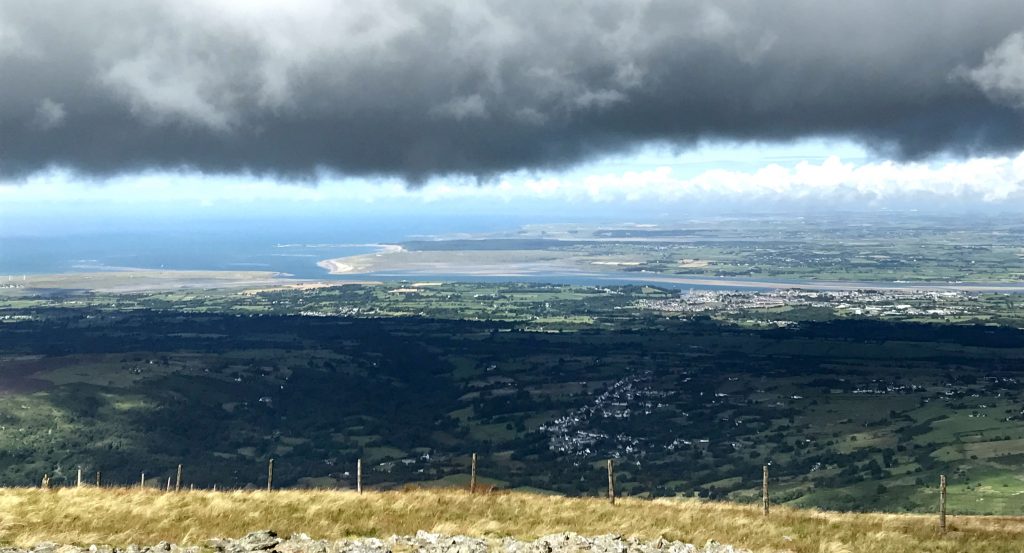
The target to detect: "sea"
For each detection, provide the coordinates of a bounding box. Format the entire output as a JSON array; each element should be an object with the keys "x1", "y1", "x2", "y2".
[
  {"x1": 0, "y1": 214, "x2": 775, "y2": 291},
  {"x1": 4, "y1": 214, "x2": 1020, "y2": 292},
  {"x1": 0, "y1": 214, "x2": 519, "y2": 279}
]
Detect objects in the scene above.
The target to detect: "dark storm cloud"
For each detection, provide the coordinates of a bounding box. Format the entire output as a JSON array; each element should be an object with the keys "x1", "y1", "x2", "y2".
[{"x1": 2, "y1": 0, "x2": 1024, "y2": 181}]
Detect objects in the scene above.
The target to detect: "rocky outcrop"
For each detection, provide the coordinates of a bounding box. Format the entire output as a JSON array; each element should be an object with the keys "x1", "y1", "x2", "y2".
[{"x1": 12, "y1": 531, "x2": 751, "y2": 553}]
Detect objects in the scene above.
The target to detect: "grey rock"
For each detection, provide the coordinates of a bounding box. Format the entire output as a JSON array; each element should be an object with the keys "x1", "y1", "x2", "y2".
[
  {"x1": 277, "y1": 534, "x2": 326, "y2": 553},
  {"x1": 239, "y1": 532, "x2": 281, "y2": 552},
  {"x1": 144, "y1": 542, "x2": 171, "y2": 553},
  {"x1": 330, "y1": 537, "x2": 386, "y2": 553},
  {"x1": 19, "y1": 531, "x2": 747, "y2": 553},
  {"x1": 209, "y1": 532, "x2": 280, "y2": 553}
]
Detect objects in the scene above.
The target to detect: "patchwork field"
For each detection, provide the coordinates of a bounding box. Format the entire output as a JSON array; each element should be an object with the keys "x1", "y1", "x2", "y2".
[
  {"x1": 1, "y1": 282, "x2": 1023, "y2": 515},
  {"x1": 318, "y1": 215, "x2": 1024, "y2": 284}
]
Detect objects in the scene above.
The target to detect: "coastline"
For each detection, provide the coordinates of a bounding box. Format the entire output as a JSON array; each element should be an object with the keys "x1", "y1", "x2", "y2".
[
  {"x1": 0, "y1": 269, "x2": 292, "y2": 294},
  {"x1": 0, "y1": 269, "x2": 388, "y2": 294},
  {"x1": 316, "y1": 248, "x2": 1024, "y2": 292},
  {"x1": 317, "y1": 244, "x2": 406, "y2": 274}
]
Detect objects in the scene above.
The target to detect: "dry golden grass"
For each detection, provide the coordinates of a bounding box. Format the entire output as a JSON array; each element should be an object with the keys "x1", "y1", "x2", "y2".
[{"x1": 0, "y1": 487, "x2": 1022, "y2": 553}]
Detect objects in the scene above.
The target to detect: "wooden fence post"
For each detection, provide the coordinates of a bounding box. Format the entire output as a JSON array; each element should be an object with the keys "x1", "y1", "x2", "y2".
[
  {"x1": 267, "y1": 458, "x2": 274, "y2": 491},
  {"x1": 939, "y1": 474, "x2": 947, "y2": 534},
  {"x1": 175, "y1": 464, "x2": 183, "y2": 492},
  {"x1": 166, "y1": 476, "x2": 171, "y2": 492},
  {"x1": 141, "y1": 472, "x2": 146, "y2": 489},
  {"x1": 607, "y1": 459, "x2": 616, "y2": 504},
  {"x1": 762, "y1": 465, "x2": 770, "y2": 516},
  {"x1": 77, "y1": 467, "x2": 83, "y2": 488},
  {"x1": 470, "y1": 453, "x2": 477, "y2": 493},
  {"x1": 357, "y1": 458, "x2": 363, "y2": 494},
  {"x1": 96, "y1": 471, "x2": 101, "y2": 487}
]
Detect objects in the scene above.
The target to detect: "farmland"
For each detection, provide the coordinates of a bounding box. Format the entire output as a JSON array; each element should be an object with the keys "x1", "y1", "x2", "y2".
[
  {"x1": 320, "y1": 213, "x2": 1024, "y2": 284},
  {"x1": 1, "y1": 280, "x2": 1023, "y2": 514}
]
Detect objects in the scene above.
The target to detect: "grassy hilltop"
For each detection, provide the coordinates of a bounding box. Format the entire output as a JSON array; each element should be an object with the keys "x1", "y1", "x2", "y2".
[{"x1": 0, "y1": 487, "x2": 1022, "y2": 553}]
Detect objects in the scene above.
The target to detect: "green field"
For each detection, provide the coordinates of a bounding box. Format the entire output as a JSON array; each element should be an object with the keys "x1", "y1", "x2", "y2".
[
  {"x1": 1, "y1": 280, "x2": 1023, "y2": 515},
  {"x1": 318, "y1": 214, "x2": 1024, "y2": 284}
]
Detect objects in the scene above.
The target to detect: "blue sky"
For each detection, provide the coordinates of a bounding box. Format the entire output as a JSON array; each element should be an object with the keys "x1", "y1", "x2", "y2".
[{"x1": 3, "y1": 137, "x2": 1023, "y2": 237}]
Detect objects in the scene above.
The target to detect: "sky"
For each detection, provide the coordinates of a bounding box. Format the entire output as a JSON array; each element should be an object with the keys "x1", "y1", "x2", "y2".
[{"x1": 2, "y1": 1, "x2": 1024, "y2": 224}]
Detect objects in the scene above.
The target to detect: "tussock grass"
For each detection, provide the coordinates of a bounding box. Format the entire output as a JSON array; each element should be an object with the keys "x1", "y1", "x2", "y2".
[{"x1": 0, "y1": 487, "x2": 1022, "y2": 553}]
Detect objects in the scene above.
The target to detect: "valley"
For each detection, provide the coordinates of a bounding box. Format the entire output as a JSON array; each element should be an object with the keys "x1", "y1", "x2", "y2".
[{"x1": 1, "y1": 281, "x2": 1022, "y2": 514}]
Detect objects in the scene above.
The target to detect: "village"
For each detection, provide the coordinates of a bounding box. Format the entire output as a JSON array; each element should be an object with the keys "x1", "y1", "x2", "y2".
[{"x1": 633, "y1": 288, "x2": 982, "y2": 322}]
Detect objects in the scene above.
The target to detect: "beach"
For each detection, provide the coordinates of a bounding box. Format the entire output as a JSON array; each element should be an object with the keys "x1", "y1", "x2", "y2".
[{"x1": 316, "y1": 244, "x2": 406, "y2": 274}]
